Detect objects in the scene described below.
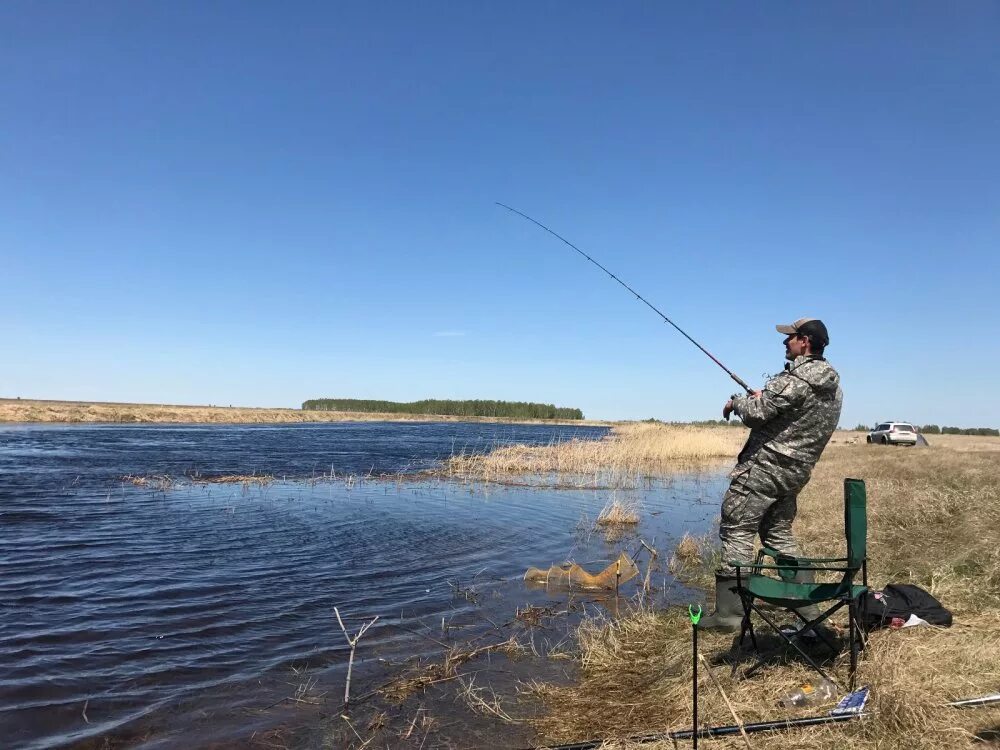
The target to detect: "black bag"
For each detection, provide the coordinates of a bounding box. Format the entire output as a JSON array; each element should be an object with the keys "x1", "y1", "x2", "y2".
[{"x1": 861, "y1": 583, "x2": 952, "y2": 630}]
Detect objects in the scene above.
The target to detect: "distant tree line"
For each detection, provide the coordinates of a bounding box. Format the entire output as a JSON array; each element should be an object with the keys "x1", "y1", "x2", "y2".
[
  {"x1": 852, "y1": 423, "x2": 999, "y2": 437},
  {"x1": 301, "y1": 398, "x2": 584, "y2": 420},
  {"x1": 917, "y1": 425, "x2": 999, "y2": 436}
]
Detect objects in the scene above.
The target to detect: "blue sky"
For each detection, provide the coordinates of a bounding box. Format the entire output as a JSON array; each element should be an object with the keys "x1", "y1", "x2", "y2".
[{"x1": 2, "y1": 2, "x2": 998, "y2": 426}]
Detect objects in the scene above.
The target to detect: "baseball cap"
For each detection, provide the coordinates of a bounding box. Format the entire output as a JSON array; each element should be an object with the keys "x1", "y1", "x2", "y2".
[{"x1": 775, "y1": 318, "x2": 830, "y2": 347}]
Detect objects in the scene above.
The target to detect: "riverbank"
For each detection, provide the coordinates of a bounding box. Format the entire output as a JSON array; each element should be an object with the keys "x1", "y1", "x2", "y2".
[
  {"x1": 439, "y1": 421, "x2": 748, "y2": 486},
  {"x1": 524, "y1": 428, "x2": 1000, "y2": 749},
  {"x1": 0, "y1": 398, "x2": 609, "y2": 426}
]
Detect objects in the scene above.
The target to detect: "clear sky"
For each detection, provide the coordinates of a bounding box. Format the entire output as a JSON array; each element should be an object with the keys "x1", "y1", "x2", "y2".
[{"x1": 2, "y1": 3, "x2": 998, "y2": 427}]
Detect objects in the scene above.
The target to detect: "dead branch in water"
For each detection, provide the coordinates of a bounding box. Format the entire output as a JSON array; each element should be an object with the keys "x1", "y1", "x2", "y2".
[
  {"x1": 334, "y1": 607, "x2": 379, "y2": 708},
  {"x1": 379, "y1": 637, "x2": 523, "y2": 704},
  {"x1": 457, "y1": 674, "x2": 519, "y2": 723}
]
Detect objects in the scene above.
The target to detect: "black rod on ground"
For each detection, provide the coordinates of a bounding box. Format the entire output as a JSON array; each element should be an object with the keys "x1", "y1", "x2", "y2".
[
  {"x1": 690, "y1": 605, "x2": 701, "y2": 749},
  {"x1": 520, "y1": 690, "x2": 1000, "y2": 750},
  {"x1": 949, "y1": 693, "x2": 1000, "y2": 708},
  {"x1": 671, "y1": 711, "x2": 866, "y2": 740},
  {"x1": 518, "y1": 713, "x2": 866, "y2": 750}
]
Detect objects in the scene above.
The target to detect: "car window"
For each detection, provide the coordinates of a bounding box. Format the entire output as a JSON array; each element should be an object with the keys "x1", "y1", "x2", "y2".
[
  {"x1": 876, "y1": 424, "x2": 889, "y2": 431},
  {"x1": 895, "y1": 424, "x2": 914, "y2": 432}
]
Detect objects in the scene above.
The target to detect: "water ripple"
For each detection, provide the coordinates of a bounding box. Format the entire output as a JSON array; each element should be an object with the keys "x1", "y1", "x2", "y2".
[{"x1": 0, "y1": 422, "x2": 726, "y2": 749}]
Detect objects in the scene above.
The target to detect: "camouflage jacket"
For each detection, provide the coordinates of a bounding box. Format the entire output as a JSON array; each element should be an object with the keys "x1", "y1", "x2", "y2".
[{"x1": 732, "y1": 355, "x2": 843, "y2": 466}]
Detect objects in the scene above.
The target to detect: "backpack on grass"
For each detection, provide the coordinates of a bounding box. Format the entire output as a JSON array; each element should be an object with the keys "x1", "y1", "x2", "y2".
[{"x1": 861, "y1": 583, "x2": 952, "y2": 630}]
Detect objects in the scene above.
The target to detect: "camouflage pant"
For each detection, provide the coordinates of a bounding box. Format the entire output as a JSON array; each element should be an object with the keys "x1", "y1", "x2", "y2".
[{"x1": 718, "y1": 453, "x2": 813, "y2": 575}]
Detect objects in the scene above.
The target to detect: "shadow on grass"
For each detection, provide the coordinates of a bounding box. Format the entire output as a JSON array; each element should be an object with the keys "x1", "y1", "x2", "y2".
[{"x1": 710, "y1": 627, "x2": 846, "y2": 676}]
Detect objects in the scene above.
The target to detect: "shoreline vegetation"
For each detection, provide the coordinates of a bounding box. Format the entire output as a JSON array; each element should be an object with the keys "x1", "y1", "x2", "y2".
[
  {"x1": 438, "y1": 421, "x2": 748, "y2": 486},
  {"x1": 302, "y1": 397, "x2": 585, "y2": 420},
  {"x1": 0, "y1": 398, "x2": 603, "y2": 426},
  {"x1": 452, "y1": 423, "x2": 1000, "y2": 750}
]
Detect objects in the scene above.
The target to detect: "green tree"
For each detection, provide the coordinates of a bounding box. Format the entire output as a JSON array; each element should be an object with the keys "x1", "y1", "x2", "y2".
[{"x1": 301, "y1": 398, "x2": 584, "y2": 420}]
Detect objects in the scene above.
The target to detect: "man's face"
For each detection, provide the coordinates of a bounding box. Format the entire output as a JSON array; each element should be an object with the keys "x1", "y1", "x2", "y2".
[{"x1": 784, "y1": 333, "x2": 807, "y2": 361}]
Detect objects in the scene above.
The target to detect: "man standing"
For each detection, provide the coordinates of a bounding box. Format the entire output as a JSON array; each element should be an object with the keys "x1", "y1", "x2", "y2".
[{"x1": 699, "y1": 318, "x2": 843, "y2": 631}]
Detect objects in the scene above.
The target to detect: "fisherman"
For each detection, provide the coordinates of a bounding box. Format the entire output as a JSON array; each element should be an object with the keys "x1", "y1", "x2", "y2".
[{"x1": 699, "y1": 318, "x2": 843, "y2": 631}]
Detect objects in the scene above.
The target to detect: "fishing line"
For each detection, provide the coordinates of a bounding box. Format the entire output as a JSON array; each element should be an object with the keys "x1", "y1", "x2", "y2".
[{"x1": 496, "y1": 202, "x2": 752, "y2": 394}]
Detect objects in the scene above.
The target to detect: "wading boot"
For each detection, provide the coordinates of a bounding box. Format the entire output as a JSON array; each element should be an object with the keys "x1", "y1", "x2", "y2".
[
  {"x1": 698, "y1": 574, "x2": 744, "y2": 632},
  {"x1": 791, "y1": 569, "x2": 837, "y2": 645}
]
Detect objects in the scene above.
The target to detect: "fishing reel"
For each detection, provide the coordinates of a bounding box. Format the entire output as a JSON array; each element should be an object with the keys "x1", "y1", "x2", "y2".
[{"x1": 723, "y1": 393, "x2": 741, "y2": 422}]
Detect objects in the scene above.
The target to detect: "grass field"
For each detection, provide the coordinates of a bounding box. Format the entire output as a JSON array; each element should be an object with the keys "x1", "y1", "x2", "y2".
[{"x1": 519, "y1": 425, "x2": 1000, "y2": 749}]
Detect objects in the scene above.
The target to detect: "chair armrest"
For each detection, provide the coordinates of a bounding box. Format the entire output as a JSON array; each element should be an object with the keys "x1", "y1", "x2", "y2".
[
  {"x1": 730, "y1": 561, "x2": 853, "y2": 573},
  {"x1": 757, "y1": 548, "x2": 849, "y2": 565}
]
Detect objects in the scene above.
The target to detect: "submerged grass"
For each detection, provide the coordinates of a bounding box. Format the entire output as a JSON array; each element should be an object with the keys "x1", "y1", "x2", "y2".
[
  {"x1": 596, "y1": 494, "x2": 642, "y2": 528},
  {"x1": 528, "y1": 433, "x2": 1000, "y2": 749},
  {"x1": 122, "y1": 472, "x2": 275, "y2": 487}
]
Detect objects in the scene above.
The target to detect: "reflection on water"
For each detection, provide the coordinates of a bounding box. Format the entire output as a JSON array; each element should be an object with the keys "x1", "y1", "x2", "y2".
[{"x1": 0, "y1": 423, "x2": 727, "y2": 749}]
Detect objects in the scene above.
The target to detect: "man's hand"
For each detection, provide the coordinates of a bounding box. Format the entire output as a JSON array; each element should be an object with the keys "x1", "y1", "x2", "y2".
[
  {"x1": 723, "y1": 399, "x2": 735, "y2": 420},
  {"x1": 751, "y1": 390, "x2": 763, "y2": 399}
]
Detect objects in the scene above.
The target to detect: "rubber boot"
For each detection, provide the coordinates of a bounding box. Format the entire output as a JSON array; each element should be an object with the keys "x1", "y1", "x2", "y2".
[
  {"x1": 698, "y1": 574, "x2": 744, "y2": 632},
  {"x1": 791, "y1": 569, "x2": 836, "y2": 643}
]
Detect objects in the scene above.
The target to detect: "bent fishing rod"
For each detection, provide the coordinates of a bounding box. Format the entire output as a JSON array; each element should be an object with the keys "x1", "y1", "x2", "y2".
[{"x1": 496, "y1": 202, "x2": 753, "y2": 394}]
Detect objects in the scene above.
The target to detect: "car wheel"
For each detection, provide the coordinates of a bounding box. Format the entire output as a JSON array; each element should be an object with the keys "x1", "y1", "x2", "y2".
[
  {"x1": 881, "y1": 435, "x2": 889, "y2": 445},
  {"x1": 866, "y1": 435, "x2": 872, "y2": 444}
]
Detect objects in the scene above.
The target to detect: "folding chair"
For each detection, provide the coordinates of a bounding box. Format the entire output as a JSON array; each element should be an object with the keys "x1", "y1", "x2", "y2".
[{"x1": 731, "y1": 478, "x2": 869, "y2": 688}]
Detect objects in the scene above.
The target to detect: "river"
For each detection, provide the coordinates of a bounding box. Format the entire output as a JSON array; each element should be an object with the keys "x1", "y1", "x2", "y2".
[{"x1": 0, "y1": 422, "x2": 726, "y2": 749}]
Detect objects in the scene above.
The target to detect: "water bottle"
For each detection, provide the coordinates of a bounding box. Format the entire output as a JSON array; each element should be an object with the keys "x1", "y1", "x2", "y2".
[{"x1": 777, "y1": 678, "x2": 837, "y2": 708}]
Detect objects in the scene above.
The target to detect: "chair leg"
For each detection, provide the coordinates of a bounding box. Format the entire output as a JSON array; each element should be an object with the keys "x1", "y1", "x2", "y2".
[
  {"x1": 731, "y1": 592, "x2": 759, "y2": 679},
  {"x1": 848, "y1": 597, "x2": 859, "y2": 690},
  {"x1": 790, "y1": 601, "x2": 846, "y2": 656},
  {"x1": 737, "y1": 591, "x2": 755, "y2": 648},
  {"x1": 791, "y1": 603, "x2": 843, "y2": 656},
  {"x1": 742, "y1": 603, "x2": 838, "y2": 687}
]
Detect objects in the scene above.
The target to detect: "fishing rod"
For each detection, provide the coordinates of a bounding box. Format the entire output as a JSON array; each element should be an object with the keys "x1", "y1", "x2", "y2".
[
  {"x1": 496, "y1": 203, "x2": 753, "y2": 395},
  {"x1": 516, "y1": 692, "x2": 1000, "y2": 750},
  {"x1": 514, "y1": 712, "x2": 866, "y2": 750}
]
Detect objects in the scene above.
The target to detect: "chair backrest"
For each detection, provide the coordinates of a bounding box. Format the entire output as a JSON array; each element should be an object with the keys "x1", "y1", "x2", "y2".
[{"x1": 844, "y1": 478, "x2": 867, "y2": 569}]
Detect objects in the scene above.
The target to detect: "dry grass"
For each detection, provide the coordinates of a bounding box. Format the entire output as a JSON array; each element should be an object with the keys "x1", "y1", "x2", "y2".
[
  {"x1": 457, "y1": 674, "x2": 519, "y2": 723},
  {"x1": 379, "y1": 637, "x2": 524, "y2": 704},
  {"x1": 595, "y1": 493, "x2": 643, "y2": 543},
  {"x1": 0, "y1": 397, "x2": 606, "y2": 426},
  {"x1": 123, "y1": 474, "x2": 176, "y2": 490},
  {"x1": 829, "y1": 429, "x2": 1000, "y2": 453},
  {"x1": 532, "y1": 610, "x2": 1000, "y2": 749},
  {"x1": 189, "y1": 473, "x2": 274, "y2": 486},
  {"x1": 443, "y1": 422, "x2": 747, "y2": 485},
  {"x1": 123, "y1": 473, "x2": 274, "y2": 488},
  {"x1": 668, "y1": 531, "x2": 719, "y2": 586},
  {"x1": 596, "y1": 494, "x2": 642, "y2": 528},
  {"x1": 527, "y1": 435, "x2": 1000, "y2": 749}
]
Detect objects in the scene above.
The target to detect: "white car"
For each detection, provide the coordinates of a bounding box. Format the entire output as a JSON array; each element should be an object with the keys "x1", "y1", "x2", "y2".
[{"x1": 867, "y1": 422, "x2": 918, "y2": 446}]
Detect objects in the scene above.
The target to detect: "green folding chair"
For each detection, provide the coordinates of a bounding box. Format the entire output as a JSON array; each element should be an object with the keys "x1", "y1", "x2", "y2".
[{"x1": 731, "y1": 478, "x2": 869, "y2": 687}]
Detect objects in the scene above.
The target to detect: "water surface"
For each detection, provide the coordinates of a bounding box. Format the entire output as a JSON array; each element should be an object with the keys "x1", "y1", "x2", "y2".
[{"x1": 0, "y1": 422, "x2": 726, "y2": 749}]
